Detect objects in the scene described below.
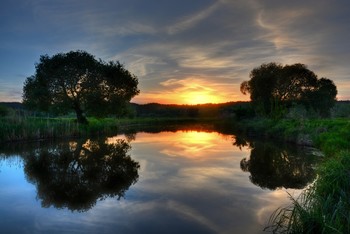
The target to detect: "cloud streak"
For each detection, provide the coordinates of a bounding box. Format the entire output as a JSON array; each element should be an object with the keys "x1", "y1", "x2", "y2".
[
  {"x1": 0, "y1": 0, "x2": 350, "y2": 103},
  {"x1": 166, "y1": 2, "x2": 221, "y2": 35}
]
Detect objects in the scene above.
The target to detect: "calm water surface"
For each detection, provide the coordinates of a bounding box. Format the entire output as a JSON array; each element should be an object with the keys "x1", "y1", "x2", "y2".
[{"x1": 0, "y1": 127, "x2": 319, "y2": 233}]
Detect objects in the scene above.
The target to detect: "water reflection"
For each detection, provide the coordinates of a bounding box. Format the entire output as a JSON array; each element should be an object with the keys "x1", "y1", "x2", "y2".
[
  {"x1": 236, "y1": 137, "x2": 318, "y2": 190},
  {"x1": 1, "y1": 138, "x2": 140, "y2": 212},
  {"x1": 0, "y1": 125, "x2": 321, "y2": 233}
]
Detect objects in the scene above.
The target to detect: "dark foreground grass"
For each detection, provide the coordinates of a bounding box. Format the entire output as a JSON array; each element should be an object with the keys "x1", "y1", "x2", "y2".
[{"x1": 261, "y1": 118, "x2": 350, "y2": 233}]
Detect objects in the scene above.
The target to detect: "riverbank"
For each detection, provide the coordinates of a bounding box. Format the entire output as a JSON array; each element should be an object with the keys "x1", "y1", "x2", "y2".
[
  {"x1": 0, "y1": 116, "x2": 207, "y2": 143},
  {"x1": 0, "y1": 116, "x2": 112, "y2": 142},
  {"x1": 235, "y1": 118, "x2": 350, "y2": 156},
  {"x1": 1, "y1": 114, "x2": 349, "y2": 232},
  {"x1": 244, "y1": 118, "x2": 350, "y2": 233},
  {"x1": 2, "y1": 115, "x2": 349, "y2": 154}
]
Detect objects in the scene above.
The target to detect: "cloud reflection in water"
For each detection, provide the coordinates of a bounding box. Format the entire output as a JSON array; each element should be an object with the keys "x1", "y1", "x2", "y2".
[{"x1": 0, "y1": 129, "x2": 319, "y2": 233}]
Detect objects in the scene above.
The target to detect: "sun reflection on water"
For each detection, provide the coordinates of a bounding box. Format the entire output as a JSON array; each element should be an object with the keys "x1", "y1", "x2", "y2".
[
  {"x1": 156, "y1": 131, "x2": 245, "y2": 159},
  {"x1": 177, "y1": 131, "x2": 217, "y2": 150},
  {"x1": 108, "y1": 130, "x2": 247, "y2": 160},
  {"x1": 0, "y1": 128, "x2": 319, "y2": 233}
]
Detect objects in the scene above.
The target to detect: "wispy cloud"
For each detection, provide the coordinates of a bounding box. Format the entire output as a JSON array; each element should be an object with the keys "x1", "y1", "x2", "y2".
[
  {"x1": 1, "y1": 0, "x2": 350, "y2": 103},
  {"x1": 166, "y1": 2, "x2": 221, "y2": 35}
]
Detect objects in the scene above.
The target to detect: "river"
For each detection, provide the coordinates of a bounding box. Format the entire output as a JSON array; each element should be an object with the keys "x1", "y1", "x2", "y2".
[{"x1": 0, "y1": 124, "x2": 319, "y2": 233}]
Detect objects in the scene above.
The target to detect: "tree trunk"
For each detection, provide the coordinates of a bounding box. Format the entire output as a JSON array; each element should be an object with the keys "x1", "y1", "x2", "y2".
[{"x1": 73, "y1": 102, "x2": 88, "y2": 124}]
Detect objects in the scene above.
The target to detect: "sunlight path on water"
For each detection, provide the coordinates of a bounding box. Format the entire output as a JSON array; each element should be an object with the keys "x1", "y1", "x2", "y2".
[{"x1": 0, "y1": 129, "x2": 316, "y2": 233}]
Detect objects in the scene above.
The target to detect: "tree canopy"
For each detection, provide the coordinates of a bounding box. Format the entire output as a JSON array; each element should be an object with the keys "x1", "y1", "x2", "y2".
[
  {"x1": 23, "y1": 51, "x2": 140, "y2": 123},
  {"x1": 240, "y1": 62, "x2": 337, "y2": 117}
]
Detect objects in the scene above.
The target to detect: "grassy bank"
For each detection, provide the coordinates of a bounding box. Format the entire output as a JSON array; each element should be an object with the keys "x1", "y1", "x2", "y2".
[
  {"x1": 245, "y1": 118, "x2": 350, "y2": 233},
  {"x1": 236, "y1": 118, "x2": 350, "y2": 152},
  {"x1": 0, "y1": 115, "x2": 204, "y2": 143},
  {"x1": 2, "y1": 112, "x2": 350, "y2": 232},
  {"x1": 0, "y1": 116, "x2": 116, "y2": 142},
  {"x1": 266, "y1": 152, "x2": 350, "y2": 233}
]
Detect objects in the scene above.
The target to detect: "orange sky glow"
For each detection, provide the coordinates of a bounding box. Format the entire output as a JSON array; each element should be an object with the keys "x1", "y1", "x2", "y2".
[
  {"x1": 131, "y1": 77, "x2": 250, "y2": 104},
  {"x1": 132, "y1": 90, "x2": 249, "y2": 105},
  {"x1": 1, "y1": 1, "x2": 350, "y2": 104}
]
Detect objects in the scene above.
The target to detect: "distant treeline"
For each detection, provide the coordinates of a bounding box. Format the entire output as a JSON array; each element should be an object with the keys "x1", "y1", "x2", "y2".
[
  {"x1": 129, "y1": 102, "x2": 254, "y2": 119},
  {"x1": 1, "y1": 100, "x2": 350, "y2": 119},
  {"x1": 0, "y1": 102, "x2": 23, "y2": 110},
  {"x1": 0, "y1": 101, "x2": 253, "y2": 119},
  {"x1": 134, "y1": 101, "x2": 350, "y2": 119}
]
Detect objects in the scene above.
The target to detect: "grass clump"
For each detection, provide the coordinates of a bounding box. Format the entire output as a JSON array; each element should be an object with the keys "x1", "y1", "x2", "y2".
[
  {"x1": 0, "y1": 113, "x2": 200, "y2": 143},
  {"x1": 237, "y1": 118, "x2": 350, "y2": 148},
  {"x1": 0, "y1": 115, "x2": 80, "y2": 142},
  {"x1": 264, "y1": 118, "x2": 350, "y2": 233},
  {"x1": 234, "y1": 117, "x2": 350, "y2": 233},
  {"x1": 0, "y1": 114, "x2": 122, "y2": 142},
  {"x1": 266, "y1": 151, "x2": 350, "y2": 233}
]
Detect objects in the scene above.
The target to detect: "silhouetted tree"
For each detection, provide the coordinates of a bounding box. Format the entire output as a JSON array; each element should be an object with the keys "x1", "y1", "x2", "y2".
[
  {"x1": 240, "y1": 141, "x2": 317, "y2": 190},
  {"x1": 241, "y1": 62, "x2": 337, "y2": 117},
  {"x1": 23, "y1": 138, "x2": 140, "y2": 212},
  {"x1": 23, "y1": 51, "x2": 139, "y2": 124},
  {"x1": 241, "y1": 63, "x2": 281, "y2": 115},
  {"x1": 232, "y1": 136, "x2": 250, "y2": 150},
  {"x1": 302, "y1": 78, "x2": 338, "y2": 117}
]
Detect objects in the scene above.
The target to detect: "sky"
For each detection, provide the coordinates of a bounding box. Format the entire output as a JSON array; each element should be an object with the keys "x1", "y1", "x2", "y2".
[{"x1": 1, "y1": 0, "x2": 350, "y2": 104}]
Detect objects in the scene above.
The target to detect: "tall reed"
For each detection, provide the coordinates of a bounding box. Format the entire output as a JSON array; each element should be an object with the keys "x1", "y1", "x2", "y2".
[
  {"x1": 266, "y1": 151, "x2": 350, "y2": 233},
  {"x1": 265, "y1": 119, "x2": 350, "y2": 233},
  {"x1": 0, "y1": 113, "x2": 120, "y2": 142}
]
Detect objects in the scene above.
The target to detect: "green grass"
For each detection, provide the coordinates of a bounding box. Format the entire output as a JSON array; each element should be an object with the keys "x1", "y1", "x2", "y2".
[
  {"x1": 0, "y1": 115, "x2": 122, "y2": 142},
  {"x1": 2, "y1": 113, "x2": 350, "y2": 233},
  {"x1": 261, "y1": 118, "x2": 350, "y2": 233},
  {"x1": 0, "y1": 114, "x2": 204, "y2": 143},
  {"x1": 266, "y1": 151, "x2": 350, "y2": 233},
  {"x1": 237, "y1": 118, "x2": 350, "y2": 148}
]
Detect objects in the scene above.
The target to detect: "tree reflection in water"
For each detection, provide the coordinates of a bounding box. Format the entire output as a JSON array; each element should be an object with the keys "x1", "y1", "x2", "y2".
[
  {"x1": 234, "y1": 136, "x2": 318, "y2": 190},
  {"x1": 21, "y1": 138, "x2": 140, "y2": 212}
]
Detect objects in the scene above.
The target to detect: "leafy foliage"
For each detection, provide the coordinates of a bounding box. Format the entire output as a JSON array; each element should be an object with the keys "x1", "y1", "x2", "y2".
[
  {"x1": 241, "y1": 62, "x2": 337, "y2": 117},
  {"x1": 23, "y1": 51, "x2": 139, "y2": 124}
]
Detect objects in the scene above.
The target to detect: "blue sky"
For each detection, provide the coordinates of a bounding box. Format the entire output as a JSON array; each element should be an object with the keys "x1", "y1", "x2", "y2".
[{"x1": 1, "y1": 0, "x2": 350, "y2": 104}]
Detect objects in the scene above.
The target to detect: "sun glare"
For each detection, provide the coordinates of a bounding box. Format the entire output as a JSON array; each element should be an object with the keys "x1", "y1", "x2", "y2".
[
  {"x1": 181, "y1": 131, "x2": 216, "y2": 146},
  {"x1": 160, "y1": 131, "x2": 222, "y2": 158},
  {"x1": 182, "y1": 91, "x2": 221, "y2": 104}
]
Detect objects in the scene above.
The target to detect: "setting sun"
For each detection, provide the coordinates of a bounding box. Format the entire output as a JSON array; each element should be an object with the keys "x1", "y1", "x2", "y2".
[
  {"x1": 181, "y1": 91, "x2": 222, "y2": 104},
  {"x1": 131, "y1": 77, "x2": 238, "y2": 105}
]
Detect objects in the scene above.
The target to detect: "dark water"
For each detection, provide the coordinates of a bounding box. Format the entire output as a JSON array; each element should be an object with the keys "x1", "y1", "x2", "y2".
[{"x1": 0, "y1": 125, "x2": 320, "y2": 233}]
